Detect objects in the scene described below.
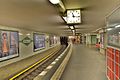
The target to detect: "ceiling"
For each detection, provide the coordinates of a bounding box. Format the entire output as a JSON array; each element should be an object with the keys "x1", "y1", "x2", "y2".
[
  {"x1": 107, "y1": 6, "x2": 120, "y2": 26},
  {"x1": 0, "y1": 0, "x2": 119, "y2": 35}
]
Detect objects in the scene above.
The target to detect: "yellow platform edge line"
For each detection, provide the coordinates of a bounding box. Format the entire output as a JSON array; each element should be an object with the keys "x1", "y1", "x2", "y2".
[{"x1": 9, "y1": 51, "x2": 54, "y2": 80}]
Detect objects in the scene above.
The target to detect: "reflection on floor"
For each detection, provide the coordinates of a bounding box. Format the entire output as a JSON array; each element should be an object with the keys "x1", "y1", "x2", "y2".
[{"x1": 61, "y1": 44, "x2": 107, "y2": 80}]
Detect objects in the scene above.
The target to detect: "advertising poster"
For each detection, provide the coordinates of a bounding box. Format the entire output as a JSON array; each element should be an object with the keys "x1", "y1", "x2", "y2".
[
  {"x1": 10, "y1": 32, "x2": 19, "y2": 55},
  {"x1": 100, "y1": 33, "x2": 104, "y2": 48},
  {"x1": 54, "y1": 36, "x2": 58, "y2": 44},
  {"x1": 49, "y1": 35, "x2": 54, "y2": 46},
  {"x1": 33, "y1": 33, "x2": 45, "y2": 51},
  {"x1": 107, "y1": 28, "x2": 119, "y2": 48},
  {"x1": 0, "y1": 31, "x2": 19, "y2": 61}
]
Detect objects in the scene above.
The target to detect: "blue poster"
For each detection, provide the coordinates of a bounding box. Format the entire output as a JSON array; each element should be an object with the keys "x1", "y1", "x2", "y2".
[{"x1": 33, "y1": 33, "x2": 45, "y2": 51}]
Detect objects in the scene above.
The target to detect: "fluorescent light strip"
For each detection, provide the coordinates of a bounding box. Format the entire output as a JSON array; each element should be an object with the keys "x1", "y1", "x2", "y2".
[
  {"x1": 72, "y1": 30, "x2": 75, "y2": 33},
  {"x1": 107, "y1": 28, "x2": 112, "y2": 31},
  {"x1": 19, "y1": 33, "x2": 23, "y2": 35},
  {"x1": 63, "y1": 17, "x2": 67, "y2": 22},
  {"x1": 49, "y1": 0, "x2": 60, "y2": 4},
  {"x1": 115, "y1": 25, "x2": 120, "y2": 28},
  {"x1": 26, "y1": 33, "x2": 30, "y2": 36},
  {"x1": 70, "y1": 26, "x2": 74, "y2": 29}
]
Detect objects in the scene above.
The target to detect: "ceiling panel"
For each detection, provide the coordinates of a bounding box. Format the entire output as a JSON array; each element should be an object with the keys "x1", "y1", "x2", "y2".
[
  {"x1": 0, "y1": 0, "x2": 66, "y2": 35},
  {"x1": 0, "y1": 0, "x2": 119, "y2": 35}
]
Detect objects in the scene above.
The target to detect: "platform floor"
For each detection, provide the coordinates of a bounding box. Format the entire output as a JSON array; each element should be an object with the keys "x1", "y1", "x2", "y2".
[{"x1": 61, "y1": 44, "x2": 107, "y2": 80}]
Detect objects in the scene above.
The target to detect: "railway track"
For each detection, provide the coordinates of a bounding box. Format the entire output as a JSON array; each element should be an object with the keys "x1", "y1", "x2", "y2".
[{"x1": 9, "y1": 45, "x2": 66, "y2": 80}]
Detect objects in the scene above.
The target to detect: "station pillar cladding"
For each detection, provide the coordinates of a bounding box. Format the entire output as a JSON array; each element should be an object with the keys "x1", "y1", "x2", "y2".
[{"x1": 106, "y1": 6, "x2": 120, "y2": 80}]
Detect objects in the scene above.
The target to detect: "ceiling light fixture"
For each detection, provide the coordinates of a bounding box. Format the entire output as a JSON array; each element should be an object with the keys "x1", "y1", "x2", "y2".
[
  {"x1": 19, "y1": 33, "x2": 23, "y2": 35},
  {"x1": 63, "y1": 17, "x2": 67, "y2": 22},
  {"x1": 70, "y1": 26, "x2": 74, "y2": 30},
  {"x1": 73, "y1": 31, "x2": 75, "y2": 35},
  {"x1": 49, "y1": 0, "x2": 60, "y2": 4},
  {"x1": 115, "y1": 25, "x2": 120, "y2": 28},
  {"x1": 26, "y1": 33, "x2": 30, "y2": 36},
  {"x1": 72, "y1": 29, "x2": 75, "y2": 33},
  {"x1": 107, "y1": 28, "x2": 112, "y2": 31},
  {"x1": 49, "y1": 0, "x2": 65, "y2": 12}
]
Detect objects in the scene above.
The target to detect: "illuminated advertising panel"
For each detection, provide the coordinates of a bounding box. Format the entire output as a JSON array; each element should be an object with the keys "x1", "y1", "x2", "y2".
[
  {"x1": 0, "y1": 31, "x2": 19, "y2": 61},
  {"x1": 33, "y1": 33, "x2": 45, "y2": 51},
  {"x1": 49, "y1": 35, "x2": 54, "y2": 46},
  {"x1": 107, "y1": 28, "x2": 119, "y2": 48}
]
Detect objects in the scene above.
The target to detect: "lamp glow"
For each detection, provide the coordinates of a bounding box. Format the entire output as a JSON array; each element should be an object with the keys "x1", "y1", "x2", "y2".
[
  {"x1": 107, "y1": 28, "x2": 112, "y2": 31},
  {"x1": 19, "y1": 33, "x2": 23, "y2": 35},
  {"x1": 63, "y1": 17, "x2": 67, "y2": 22},
  {"x1": 49, "y1": 0, "x2": 60, "y2": 4},
  {"x1": 72, "y1": 30, "x2": 75, "y2": 33},
  {"x1": 115, "y1": 25, "x2": 120, "y2": 28},
  {"x1": 70, "y1": 26, "x2": 74, "y2": 29},
  {"x1": 26, "y1": 33, "x2": 30, "y2": 36}
]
